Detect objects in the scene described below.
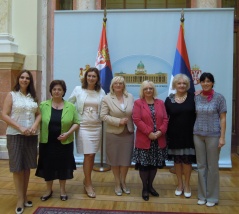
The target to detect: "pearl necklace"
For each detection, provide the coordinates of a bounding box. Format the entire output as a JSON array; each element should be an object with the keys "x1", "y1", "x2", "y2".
[{"x1": 175, "y1": 93, "x2": 187, "y2": 103}]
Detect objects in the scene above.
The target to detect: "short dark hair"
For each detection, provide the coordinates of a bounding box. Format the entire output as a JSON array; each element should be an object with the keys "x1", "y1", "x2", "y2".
[
  {"x1": 200, "y1": 72, "x2": 215, "y2": 84},
  {"x1": 13, "y1": 70, "x2": 37, "y2": 102},
  {"x1": 49, "y1": 80, "x2": 67, "y2": 97},
  {"x1": 81, "y1": 67, "x2": 101, "y2": 92}
]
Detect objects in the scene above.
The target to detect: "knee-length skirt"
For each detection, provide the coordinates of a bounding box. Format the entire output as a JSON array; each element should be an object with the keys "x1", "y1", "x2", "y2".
[
  {"x1": 7, "y1": 135, "x2": 38, "y2": 172},
  {"x1": 106, "y1": 127, "x2": 134, "y2": 166}
]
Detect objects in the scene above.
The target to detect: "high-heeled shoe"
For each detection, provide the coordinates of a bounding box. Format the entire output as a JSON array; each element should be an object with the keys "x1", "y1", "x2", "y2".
[
  {"x1": 84, "y1": 186, "x2": 96, "y2": 198},
  {"x1": 115, "y1": 187, "x2": 122, "y2": 196},
  {"x1": 83, "y1": 180, "x2": 96, "y2": 198},
  {"x1": 121, "y1": 184, "x2": 130, "y2": 194},
  {"x1": 41, "y1": 191, "x2": 53, "y2": 201}
]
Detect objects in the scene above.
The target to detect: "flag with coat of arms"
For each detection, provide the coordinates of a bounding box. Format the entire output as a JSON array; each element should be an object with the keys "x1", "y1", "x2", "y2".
[
  {"x1": 95, "y1": 20, "x2": 113, "y2": 94},
  {"x1": 168, "y1": 14, "x2": 195, "y2": 95}
]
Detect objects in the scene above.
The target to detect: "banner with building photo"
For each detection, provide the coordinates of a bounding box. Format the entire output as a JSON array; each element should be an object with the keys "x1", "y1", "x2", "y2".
[{"x1": 54, "y1": 9, "x2": 234, "y2": 167}]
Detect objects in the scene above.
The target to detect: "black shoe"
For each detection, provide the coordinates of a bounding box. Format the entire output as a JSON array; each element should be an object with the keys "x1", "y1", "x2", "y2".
[
  {"x1": 60, "y1": 195, "x2": 68, "y2": 201},
  {"x1": 41, "y1": 191, "x2": 53, "y2": 201},
  {"x1": 15, "y1": 207, "x2": 24, "y2": 214},
  {"x1": 24, "y1": 201, "x2": 33, "y2": 207},
  {"x1": 142, "y1": 190, "x2": 149, "y2": 201},
  {"x1": 149, "y1": 188, "x2": 159, "y2": 197}
]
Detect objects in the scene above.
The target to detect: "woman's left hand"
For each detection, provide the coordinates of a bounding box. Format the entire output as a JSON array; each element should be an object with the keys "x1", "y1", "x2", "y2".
[
  {"x1": 57, "y1": 132, "x2": 69, "y2": 141},
  {"x1": 29, "y1": 127, "x2": 37, "y2": 135},
  {"x1": 218, "y1": 137, "x2": 225, "y2": 148},
  {"x1": 154, "y1": 130, "x2": 162, "y2": 138}
]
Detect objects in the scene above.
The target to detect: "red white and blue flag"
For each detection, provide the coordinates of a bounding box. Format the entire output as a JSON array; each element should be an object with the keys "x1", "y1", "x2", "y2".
[
  {"x1": 95, "y1": 21, "x2": 113, "y2": 94},
  {"x1": 168, "y1": 22, "x2": 195, "y2": 95}
]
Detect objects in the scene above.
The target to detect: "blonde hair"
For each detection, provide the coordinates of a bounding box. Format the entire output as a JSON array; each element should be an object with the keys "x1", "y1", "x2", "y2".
[
  {"x1": 139, "y1": 80, "x2": 157, "y2": 99},
  {"x1": 172, "y1": 74, "x2": 190, "y2": 91},
  {"x1": 109, "y1": 76, "x2": 128, "y2": 96}
]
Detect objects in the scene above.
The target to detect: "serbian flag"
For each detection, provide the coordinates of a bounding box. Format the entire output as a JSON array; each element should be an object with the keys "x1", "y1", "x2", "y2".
[
  {"x1": 168, "y1": 23, "x2": 195, "y2": 95},
  {"x1": 95, "y1": 21, "x2": 113, "y2": 94}
]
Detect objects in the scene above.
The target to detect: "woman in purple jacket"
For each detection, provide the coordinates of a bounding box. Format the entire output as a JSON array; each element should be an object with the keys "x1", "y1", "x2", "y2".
[{"x1": 132, "y1": 80, "x2": 168, "y2": 201}]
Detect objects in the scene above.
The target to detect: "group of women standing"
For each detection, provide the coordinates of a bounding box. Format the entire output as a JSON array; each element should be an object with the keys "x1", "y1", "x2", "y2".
[{"x1": 2, "y1": 68, "x2": 226, "y2": 214}]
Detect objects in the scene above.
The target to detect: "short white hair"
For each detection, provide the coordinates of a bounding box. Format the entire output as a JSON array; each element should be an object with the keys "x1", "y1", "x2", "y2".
[{"x1": 139, "y1": 80, "x2": 157, "y2": 99}]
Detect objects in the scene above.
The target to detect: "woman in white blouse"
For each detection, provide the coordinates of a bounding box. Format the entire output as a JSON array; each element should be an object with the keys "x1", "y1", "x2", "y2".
[{"x1": 2, "y1": 70, "x2": 41, "y2": 214}]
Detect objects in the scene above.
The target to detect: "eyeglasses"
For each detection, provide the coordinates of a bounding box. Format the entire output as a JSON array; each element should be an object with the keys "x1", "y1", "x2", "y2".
[{"x1": 143, "y1": 87, "x2": 153, "y2": 91}]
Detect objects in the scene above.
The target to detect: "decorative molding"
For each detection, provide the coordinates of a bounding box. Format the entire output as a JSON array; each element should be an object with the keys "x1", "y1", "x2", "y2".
[
  {"x1": 0, "y1": 52, "x2": 25, "y2": 70},
  {"x1": 0, "y1": 33, "x2": 18, "y2": 52}
]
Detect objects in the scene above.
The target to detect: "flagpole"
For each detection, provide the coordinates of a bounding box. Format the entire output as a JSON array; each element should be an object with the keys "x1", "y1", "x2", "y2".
[
  {"x1": 181, "y1": 8, "x2": 185, "y2": 31},
  {"x1": 93, "y1": 6, "x2": 111, "y2": 172},
  {"x1": 181, "y1": 8, "x2": 184, "y2": 23}
]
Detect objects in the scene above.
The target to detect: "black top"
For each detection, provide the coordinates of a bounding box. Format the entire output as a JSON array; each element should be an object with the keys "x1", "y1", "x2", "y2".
[
  {"x1": 165, "y1": 92, "x2": 196, "y2": 149},
  {"x1": 48, "y1": 107, "x2": 62, "y2": 142}
]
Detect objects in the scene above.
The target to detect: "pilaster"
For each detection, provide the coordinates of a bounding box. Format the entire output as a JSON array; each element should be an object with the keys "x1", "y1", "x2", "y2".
[{"x1": 0, "y1": 0, "x2": 18, "y2": 52}]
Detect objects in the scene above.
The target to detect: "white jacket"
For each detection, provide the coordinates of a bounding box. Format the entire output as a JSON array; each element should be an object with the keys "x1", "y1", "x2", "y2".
[{"x1": 68, "y1": 86, "x2": 105, "y2": 121}]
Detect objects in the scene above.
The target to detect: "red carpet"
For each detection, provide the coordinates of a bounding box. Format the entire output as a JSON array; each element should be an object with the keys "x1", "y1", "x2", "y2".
[{"x1": 33, "y1": 207, "x2": 199, "y2": 214}]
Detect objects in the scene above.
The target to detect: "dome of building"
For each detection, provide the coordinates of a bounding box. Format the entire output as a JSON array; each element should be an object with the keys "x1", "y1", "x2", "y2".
[
  {"x1": 137, "y1": 61, "x2": 145, "y2": 69},
  {"x1": 135, "y1": 61, "x2": 147, "y2": 75}
]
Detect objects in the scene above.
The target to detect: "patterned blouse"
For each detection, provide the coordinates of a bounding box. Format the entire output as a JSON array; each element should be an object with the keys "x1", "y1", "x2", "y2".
[{"x1": 193, "y1": 92, "x2": 227, "y2": 137}]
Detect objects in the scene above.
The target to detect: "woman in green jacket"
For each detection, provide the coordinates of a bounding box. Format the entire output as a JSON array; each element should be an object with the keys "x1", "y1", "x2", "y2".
[{"x1": 35, "y1": 80, "x2": 80, "y2": 201}]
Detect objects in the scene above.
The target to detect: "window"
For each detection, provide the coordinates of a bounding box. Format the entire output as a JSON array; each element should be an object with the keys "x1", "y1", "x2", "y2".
[
  {"x1": 102, "y1": 0, "x2": 189, "y2": 9},
  {"x1": 56, "y1": 0, "x2": 73, "y2": 10}
]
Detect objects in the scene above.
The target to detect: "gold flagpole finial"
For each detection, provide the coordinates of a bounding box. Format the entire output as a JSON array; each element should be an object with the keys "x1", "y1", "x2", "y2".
[
  {"x1": 180, "y1": 8, "x2": 185, "y2": 23},
  {"x1": 103, "y1": 4, "x2": 107, "y2": 22}
]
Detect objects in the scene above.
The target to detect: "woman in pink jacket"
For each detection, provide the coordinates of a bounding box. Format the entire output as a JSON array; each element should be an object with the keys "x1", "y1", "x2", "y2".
[{"x1": 132, "y1": 80, "x2": 168, "y2": 201}]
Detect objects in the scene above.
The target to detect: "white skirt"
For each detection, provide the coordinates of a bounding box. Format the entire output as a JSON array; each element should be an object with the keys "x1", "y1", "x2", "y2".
[{"x1": 75, "y1": 110, "x2": 102, "y2": 154}]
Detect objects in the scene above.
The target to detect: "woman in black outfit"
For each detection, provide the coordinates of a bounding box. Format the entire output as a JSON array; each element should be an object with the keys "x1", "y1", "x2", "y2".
[
  {"x1": 35, "y1": 80, "x2": 80, "y2": 201},
  {"x1": 165, "y1": 74, "x2": 196, "y2": 198}
]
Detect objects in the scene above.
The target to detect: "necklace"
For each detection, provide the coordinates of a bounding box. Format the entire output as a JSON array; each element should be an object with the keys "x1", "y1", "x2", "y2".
[{"x1": 175, "y1": 93, "x2": 187, "y2": 103}]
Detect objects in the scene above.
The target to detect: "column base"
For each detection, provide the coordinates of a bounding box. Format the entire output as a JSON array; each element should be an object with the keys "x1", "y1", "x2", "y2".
[{"x1": 0, "y1": 137, "x2": 8, "y2": 159}]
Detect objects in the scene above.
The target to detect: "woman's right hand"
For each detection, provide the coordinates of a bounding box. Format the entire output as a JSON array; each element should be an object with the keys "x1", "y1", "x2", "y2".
[
  {"x1": 148, "y1": 132, "x2": 157, "y2": 140},
  {"x1": 119, "y1": 117, "x2": 128, "y2": 125},
  {"x1": 20, "y1": 126, "x2": 31, "y2": 136}
]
